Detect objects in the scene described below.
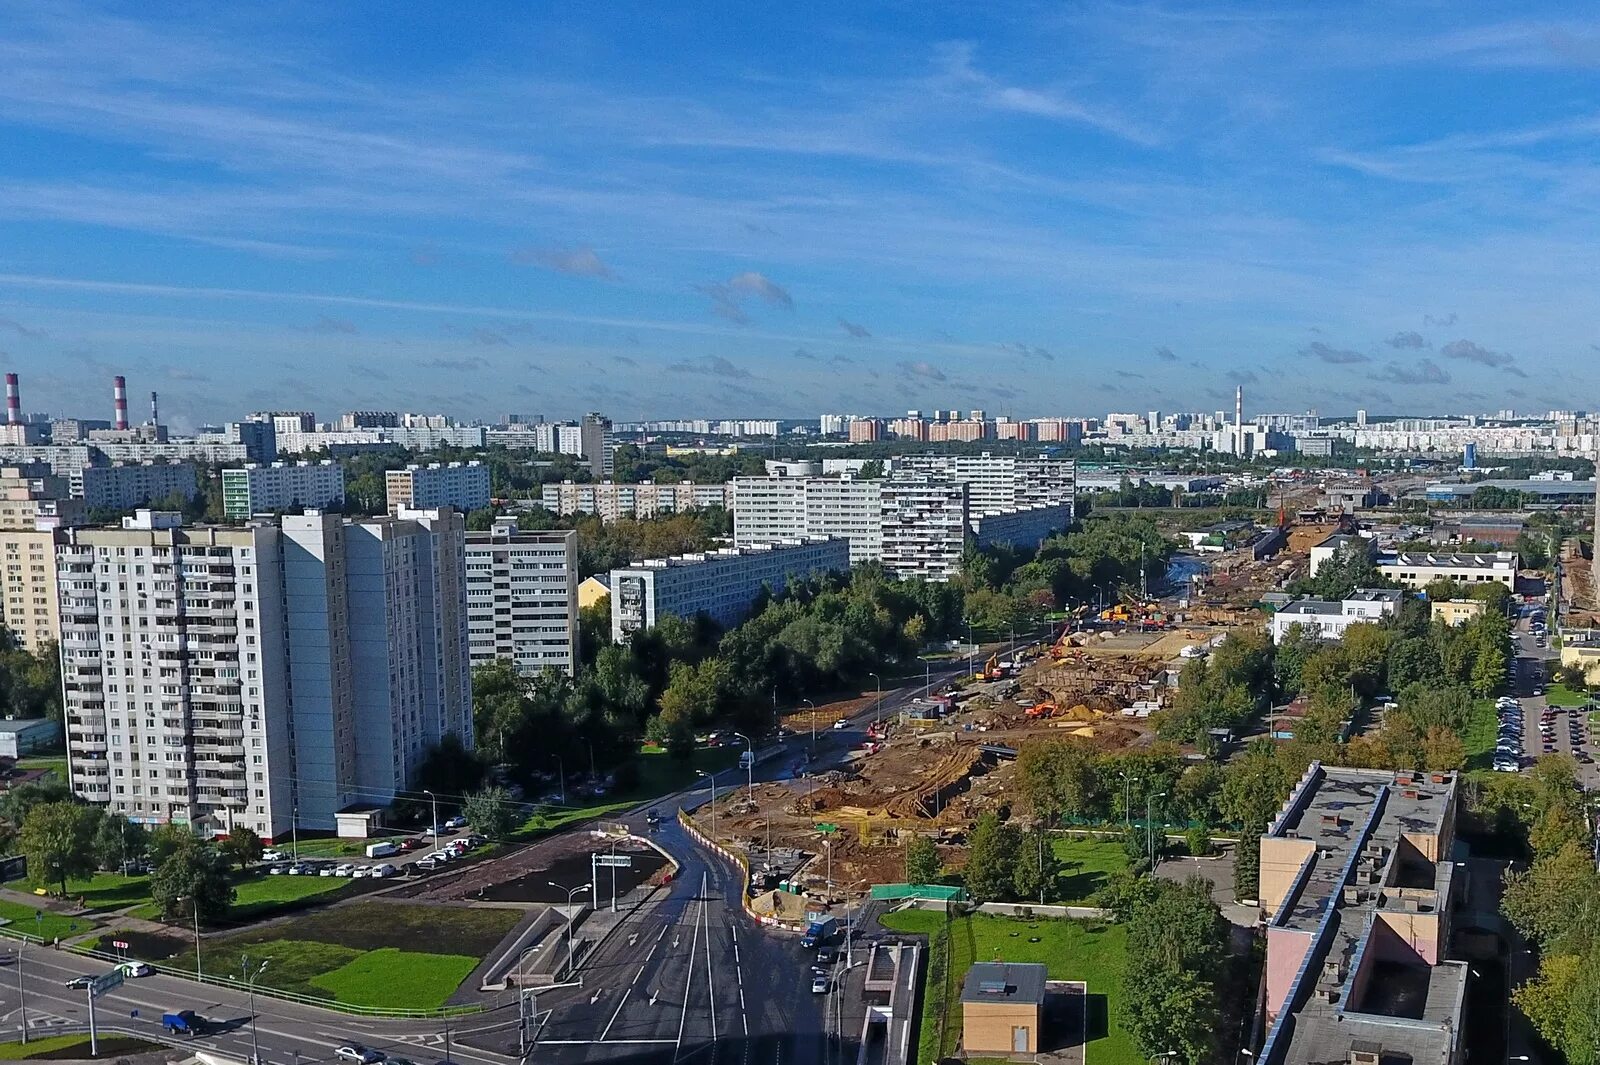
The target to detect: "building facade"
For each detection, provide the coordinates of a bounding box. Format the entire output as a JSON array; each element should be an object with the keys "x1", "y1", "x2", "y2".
[
  {"x1": 609, "y1": 537, "x2": 850, "y2": 643},
  {"x1": 969, "y1": 504, "x2": 1071, "y2": 551},
  {"x1": 539, "y1": 480, "x2": 733, "y2": 520},
  {"x1": 0, "y1": 465, "x2": 80, "y2": 653},
  {"x1": 1377, "y1": 550, "x2": 1517, "y2": 590},
  {"x1": 222, "y1": 461, "x2": 345, "y2": 518},
  {"x1": 896, "y1": 453, "x2": 1076, "y2": 514},
  {"x1": 880, "y1": 478, "x2": 968, "y2": 581},
  {"x1": 465, "y1": 519, "x2": 578, "y2": 676},
  {"x1": 59, "y1": 509, "x2": 472, "y2": 839},
  {"x1": 81, "y1": 462, "x2": 200, "y2": 511},
  {"x1": 385, "y1": 461, "x2": 491, "y2": 513},
  {"x1": 1268, "y1": 589, "x2": 1403, "y2": 643},
  {"x1": 731, "y1": 476, "x2": 884, "y2": 564}
]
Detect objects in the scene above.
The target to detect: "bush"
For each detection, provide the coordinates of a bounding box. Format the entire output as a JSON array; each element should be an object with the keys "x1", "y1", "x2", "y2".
[{"x1": 1185, "y1": 823, "x2": 1213, "y2": 858}]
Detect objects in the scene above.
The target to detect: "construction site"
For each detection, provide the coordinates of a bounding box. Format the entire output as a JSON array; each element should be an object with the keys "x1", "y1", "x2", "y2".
[{"x1": 701, "y1": 513, "x2": 1363, "y2": 907}]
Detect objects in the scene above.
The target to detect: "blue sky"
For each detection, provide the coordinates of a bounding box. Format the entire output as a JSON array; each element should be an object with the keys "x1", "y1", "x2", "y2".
[{"x1": 0, "y1": 2, "x2": 1596, "y2": 428}]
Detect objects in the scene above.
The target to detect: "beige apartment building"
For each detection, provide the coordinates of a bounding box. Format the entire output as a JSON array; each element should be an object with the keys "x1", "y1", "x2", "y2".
[{"x1": 0, "y1": 464, "x2": 85, "y2": 652}]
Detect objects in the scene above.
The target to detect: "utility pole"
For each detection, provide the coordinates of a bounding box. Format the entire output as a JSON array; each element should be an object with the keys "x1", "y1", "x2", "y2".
[
  {"x1": 13, "y1": 944, "x2": 25, "y2": 1045},
  {"x1": 1146, "y1": 792, "x2": 1167, "y2": 867}
]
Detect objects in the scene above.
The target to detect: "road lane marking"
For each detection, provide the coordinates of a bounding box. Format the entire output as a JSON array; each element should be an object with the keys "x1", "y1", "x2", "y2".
[{"x1": 673, "y1": 872, "x2": 705, "y2": 1062}]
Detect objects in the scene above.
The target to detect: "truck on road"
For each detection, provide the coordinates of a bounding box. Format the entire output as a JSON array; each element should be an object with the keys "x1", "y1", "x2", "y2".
[
  {"x1": 162, "y1": 1010, "x2": 204, "y2": 1036},
  {"x1": 801, "y1": 915, "x2": 838, "y2": 948},
  {"x1": 365, "y1": 841, "x2": 399, "y2": 859}
]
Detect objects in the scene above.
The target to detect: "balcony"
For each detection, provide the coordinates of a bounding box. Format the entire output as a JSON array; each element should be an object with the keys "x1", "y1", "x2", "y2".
[{"x1": 68, "y1": 740, "x2": 108, "y2": 754}]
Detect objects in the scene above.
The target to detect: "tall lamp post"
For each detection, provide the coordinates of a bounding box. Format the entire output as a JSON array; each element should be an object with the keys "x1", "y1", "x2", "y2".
[
  {"x1": 868, "y1": 672, "x2": 882, "y2": 725},
  {"x1": 243, "y1": 956, "x2": 270, "y2": 1065},
  {"x1": 13, "y1": 944, "x2": 25, "y2": 1045},
  {"x1": 176, "y1": 894, "x2": 202, "y2": 980},
  {"x1": 803, "y1": 699, "x2": 816, "y2": 746},
  {"x1": 423, "y1": 788, "x2": 439, "y2": 842},
  {"x1": 1122, "y1": 774, "x2": 1141, "y2": 828},
  {"x1": 734, "y1": 732, "x2": 754, "y2": 802},
  {"x1": 696, "y1": 770, "x2": 718, "y2": 841},
  {"x1": 548, "y1": 882, "x2": 591, "y2": 978},
  {"x1": 1146, "y1": 792, "x2": 1167, "y2": 868}
]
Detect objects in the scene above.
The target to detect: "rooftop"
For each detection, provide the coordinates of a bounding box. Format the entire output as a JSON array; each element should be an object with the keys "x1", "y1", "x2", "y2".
[
  {"x1": 1424, "y1": 478, "x2": 1595, "y2": 496},
  {"x1": 1381, "y1": 550, "x2": 1516, "y2": 568},
  {"x1": 960, "y1": 962, "x2": 1047, "y2": 1006}
]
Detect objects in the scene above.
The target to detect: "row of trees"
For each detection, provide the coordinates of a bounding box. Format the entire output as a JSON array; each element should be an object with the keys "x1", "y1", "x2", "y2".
[{"x1": 0, "y1": 625, "x2": 60, "y2": 721}]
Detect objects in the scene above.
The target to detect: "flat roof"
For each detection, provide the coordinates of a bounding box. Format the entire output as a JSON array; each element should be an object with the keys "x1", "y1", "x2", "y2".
[
  {"x1": 1381, "y1": 550, "x2": 1515, "y2": 567},
  {"x1": 0, "y1": 718, "x2": 57, "y2": 736},
  {"x1": 960, "y1": 962, "x2": 1047, "y2": 1006},
  {"x1": 1425, "y1": 478, "x2": 1595, "y2": 496}
]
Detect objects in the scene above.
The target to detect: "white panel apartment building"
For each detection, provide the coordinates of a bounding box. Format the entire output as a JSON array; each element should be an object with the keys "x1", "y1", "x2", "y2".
[
  {"x1": 609, "y1": 537, "x2": 850, "y2": 643},
  {"x1": 59, "y1": 508, "x2": 471, "y2": 840},
  {"x1": 540, "y1": 480, "x2": 733, "y2": 521},
  {"x1": 880, "y1": 478, "x2": 969, "y2": 581},
  {"x1": 81, "y1": 463, "x2": 199, "y2": 511},
  {"x1": 465, "y1": 518, "x2": 578, "y2": 676},
  {"x1": 385, "y1": 461, "x2": 491, "y2": 513},
  {"x1": 896, "y1": 453, "x2": 1077, "y2": 514},
  {"x1": 222, "y1": 461, "x2": 345, "y2": 518},
  {"x1": 731, "y1": 476, "x2": 884, "y2": 565}
]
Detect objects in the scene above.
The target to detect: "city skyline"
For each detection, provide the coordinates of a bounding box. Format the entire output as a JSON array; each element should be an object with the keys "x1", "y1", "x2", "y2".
[{"x1": 2, "y1": 4, "x2": 1599, "y2": 425}]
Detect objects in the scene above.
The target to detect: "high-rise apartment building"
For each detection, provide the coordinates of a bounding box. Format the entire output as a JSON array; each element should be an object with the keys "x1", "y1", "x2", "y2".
[
  {"x1": 896, "y1": 453, "x2": 1076, "y2": 515},
  {"x1": 385, "y1": 461, "x2": 490, "y2": 513},
  {"x1": 222, "y1": 461, "x2": 345, "y2": 518},
  {"x1": 81, "y1": 462, "x2": 200, "y2": 511},
  {"x1": 59, "y1": 508, "x2": 472, "y2": 839},
  {"x1": 731, "y1": 476, "x2": 884, "y2": 565},
  {"x1": 0, "y1": 465, "x2": 81, "y2": 652},
  {"x1": 880, "y1": 478, "x2": 968, "y2": 581},
  {"x1": 465, "y1": 518, "x2": 578, "y2": 676},
  {"x1": 540, "y1": 480, "x2": 733, "y2": 521},
  {"x1": 581, "y1": 412, "x2": 614, "y2": 479}
]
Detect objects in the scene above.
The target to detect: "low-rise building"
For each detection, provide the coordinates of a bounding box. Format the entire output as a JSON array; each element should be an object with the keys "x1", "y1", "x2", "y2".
[
  {"x1": 1308, "y1": 532, "x2": 1375, "y2": 577},
  {"x1": 1268, "y1": 589, "x2": 1403, "y2": 643},
  {"x1": 386, "y1": 461, "x2": 490, "y2": 513},
  {"x1": 0, "y1": 717, "x2": 60, "y2": 759},
  {"x1": 577, "y1": 575, "x2": 610, "y2": 610},
  {"x1": 1431, "y1": 599, "x2": 1486, "y2": 627},
  {"x1": 222, "y1": 461, "x2": 345, "y2": 518},
  {"x1": 1258, "y1": 763, "x2": 1464, "y2": 1065},
  {"x1": 609, "y1": 537, "x2": 849, "y2": 643},
  {"x1": 1378, "y1": 550, "x2": 1517, "y2": 590},
  {"x1": 960, "y1": 962, "x2": 1046, "y2": 1056}
]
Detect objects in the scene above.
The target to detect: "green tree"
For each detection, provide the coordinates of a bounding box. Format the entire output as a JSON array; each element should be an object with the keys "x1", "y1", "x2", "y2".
[
  {"x1": 20, "y1": 802, "x2": 99, "y2": 896},
  {"x1": 1011, "y1": 827, "x2": 1061, "y2": 904},
  {"x1": 146, "y1": 822, "x2": 196, "y2": 868},
  {"x1": 150, "y1": 838, "x2": 235, "y2": 923},
  {"x1": 1514, "y1": 949, "x2": 1600, "y2": 1065},
  {"x1": 463, "y1": 786, "x2": 521, "y2": 840},
  {"x1": 962, "y1": 812, "x2": 1020, "y2": 902},
  {"x1": 219, "y1": 825, "x2": 263, "y2": 871},
  {"x1": 0, "y1": 779, "x2": 73, "y2": 829},
  {"x1": 92, "y1": 812, "x2": 146, "y2": 872},
  {"x1": 905, "y1": 835, "x2": 941, "y2": 886},
  {"x1": 1185, "y1": 822, "x2": 1213, "y2": 858}
]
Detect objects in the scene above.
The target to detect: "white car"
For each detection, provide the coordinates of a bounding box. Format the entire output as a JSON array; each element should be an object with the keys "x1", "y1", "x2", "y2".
[
  {"x1": 261, "y1": 849, "x2": 285, "y2": 862},
  {"x1": 833, "y1": 718, "x2": 848, "y2": 730},
  {"x1": 119, "y1": 961, "x2": 153, "y2": 977},
  {"x1": 333, "y1": 863, "x2": 356, "y2": 877},
  {"x1": 443, "y1": 815, "x2": 468, "y2": 831},
  {"x1": 372, "y1": 863, "x2": 396, "y2": 877}
]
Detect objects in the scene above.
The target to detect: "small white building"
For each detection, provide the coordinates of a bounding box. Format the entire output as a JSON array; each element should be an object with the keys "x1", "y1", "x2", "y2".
[
  {"x1": 1268, "y1": 588, "x2": 1403, "y2": 643},
  {"x1": 1308, "y1": 532, "x2": 1375, "y2": 577}
]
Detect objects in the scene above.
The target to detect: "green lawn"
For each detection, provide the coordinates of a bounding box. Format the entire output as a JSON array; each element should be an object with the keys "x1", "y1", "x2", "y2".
[
  {"x1": 0, "y1": 899, "x2": 95, "y2": 942},
  {"x1": 202, "y1": 901, "x2": 520, "y2": 1007},
  {"x1": 1049, "y1": 838, "x2": 1129, "y2": 904},
  {"x1": 53, "y1": 871, "x2": 150, "y2": 913},
  {"x1": 1545, "y1": 683, "x2": 1589, "y2": 707},
  {"x1": 880, "y1": 910, "x2": 1139, "y2": 1065},
  {"x1": 511, "y1": 744, "x2": 738, "y2": 840},
  {"x1": 14, "y1": 756, "x2": 67, "y2": 781},
  {"x1": 229, "y1": 872, "x2": 350, "y2": 919},
  {"x1": 1463, "y1": 698, "x2": 1500, "y2": 774},
  {"x1": 287, "y1": 838, "x2": 379, "y2": 858},
  {"x1": 0, "y1": 1033, "x2": 158, "y2": 1059},
  {"x1": 311, "y1": 947, "x2": 480, "y2": 1009}
]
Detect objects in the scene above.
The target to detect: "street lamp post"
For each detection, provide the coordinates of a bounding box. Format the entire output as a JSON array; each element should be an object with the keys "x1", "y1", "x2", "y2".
[
  {"x1": 243, "y1": 956, "x2": 270, "y2": 1065},
  {"x1": 423, "y1": 788, "x2": 439, "y2": 843},
  {"x1": 176, "y1": 894, "x2": 202, "y2": 980},
  {"x1": 803, "y1": 699, "x2": 816, "y2": 746},
  {"x1": 553, "y1": 755, "x2": 566, "y2": 804},
  {"x1": 13, "y1": 944, "x2": 25, "y2": 1045},
  {"x1": 697, "y1": 770, "x2": 718, "y2": 841},
  {"x1": 734, "y1": 732, "x2": 754, "y2": 802},
  {"x1": 1146, "y1": 792, "x2": 1167, "y2": 868},
  {"x1": 547, "y1": 882, "x2": 590, "y2": 978},
  {"x1": 868, "y1": 672, "x2": 882, "y2": 725},
  {"x1": 1123, "y1": 774, "x2": 1141, "y2": 828},
  {"x1": 965, "y1": 621, "x2": 975, "y2": 678}
]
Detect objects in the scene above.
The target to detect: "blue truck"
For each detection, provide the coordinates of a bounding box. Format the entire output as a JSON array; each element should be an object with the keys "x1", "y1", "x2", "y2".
[
  {"x1": 162, "y1": 1010, "x2": 204, "y2": 1036},
  {"x1": 801, "y1": 916, "x2": 838, "y2": 948}
]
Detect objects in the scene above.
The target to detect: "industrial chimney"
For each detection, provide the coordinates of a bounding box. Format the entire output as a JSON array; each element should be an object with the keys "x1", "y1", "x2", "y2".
[
  {"x1": 150, "y1": 391, "x2": 159, "y2": 426},
  {"x1": 113, "y1": 375, "x2": 128, "y2": 430},
  {"x1": 4, "y1": 373, "x2": 19, "y2": 426}
]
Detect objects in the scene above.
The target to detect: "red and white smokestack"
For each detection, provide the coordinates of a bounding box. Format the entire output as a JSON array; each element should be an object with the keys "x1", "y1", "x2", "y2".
[
  {"x1": 113, "y1": 375, "x2": 128, "y2": 430},
  {"x1": 150, "y1": 391, "x2": 159, "y2": 426},
  {"x1": 5, "y1": 373, "x2": 19, "y2": 426}
]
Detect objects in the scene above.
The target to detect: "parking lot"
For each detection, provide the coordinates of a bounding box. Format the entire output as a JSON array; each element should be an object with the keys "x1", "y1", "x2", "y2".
[
  {"x1": 261, "y1": 825, "x2": 487, "y2": 882},
  {"x1": 1507, "y1": 610, "x2": 1595, "y2": 779}
]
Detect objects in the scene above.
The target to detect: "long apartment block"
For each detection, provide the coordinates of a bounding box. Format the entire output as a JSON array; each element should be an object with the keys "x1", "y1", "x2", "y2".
[{"x1": 59, "y1": 508, "x2": 472, "y2": 841}]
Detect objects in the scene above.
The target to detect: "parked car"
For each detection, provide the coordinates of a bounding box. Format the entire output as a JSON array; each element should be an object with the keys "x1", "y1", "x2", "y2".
[
  {"x1": 416, "y1": 857, "x2": 439, "y2": 872},
  {"x1": 261, "y1": 849, "x2": 285, "y2": 862},
  {"x1": 319, "y1": 865, "x2": 338, "y2": 877},
  {"x1": 333, "y1": 863, "x2": 356, "y2": 877},
  {"x1": 372, "y1": 863, "x2": 397, "y2": 877},
  {"x1": 443, "y1": 815, "x2": 468, "y2": 831},
  {"x1": 811, "y1": 971, "x2": 829, "y2": 994}
]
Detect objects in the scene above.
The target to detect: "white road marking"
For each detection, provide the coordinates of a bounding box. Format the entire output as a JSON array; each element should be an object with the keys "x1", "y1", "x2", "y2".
[{"x1": 674, "y1": 873, "x2": 705, "y2": 1062}]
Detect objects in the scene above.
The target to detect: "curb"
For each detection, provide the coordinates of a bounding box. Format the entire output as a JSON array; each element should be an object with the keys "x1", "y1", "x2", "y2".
[{"x1": 677, "y1": 809, "x2": 802, "y2": 933}]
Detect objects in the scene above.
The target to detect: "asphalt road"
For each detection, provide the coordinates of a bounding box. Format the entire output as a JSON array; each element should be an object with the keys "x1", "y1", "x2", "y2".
[
  {"x1": 1511, "y1": 617, "x2": 1594, "y2": 783},
  {"x1": 0, "y1": 650, "x2": 1011, "y2": 1065}
]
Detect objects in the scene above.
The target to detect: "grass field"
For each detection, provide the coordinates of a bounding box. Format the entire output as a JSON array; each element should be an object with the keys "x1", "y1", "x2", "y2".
[
  {"x1": 52, "y1": 871, "x2": 150, "y2": 912},
  {"x1": 1049, "y1": 838, "x2": 1129, "y2": 903},
  {"x1": 201, "y1": 901, "x2": 520, "y2": 1007},
  {"x1": 0, "y1": 899, "x2": 94, "y2": 941},
  {"x1": 0, "y1": 1033, "x2": 158, "y2": 1059},
  {"x1": 310, "y1": 947, "x2": 480, "y2": 1009},
  {"x1": 1463, "y1": 698, "x2": 1500, "y2": 774},
  {"x1": 14, "y1": 756, "x2": 67, "y2": 781},
  {"x1": 880, "y1": 910, "x2": 1139, "y2": 1065},
  {"x1": 1545, "y1": 683, "x2": 1589, "y2": 707},
  {"x1": 128, "y1": 869, "x2": 353, "y2": 923}
]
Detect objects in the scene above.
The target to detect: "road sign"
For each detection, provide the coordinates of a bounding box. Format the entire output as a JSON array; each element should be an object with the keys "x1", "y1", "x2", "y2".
[
  {"x1": 89, "y1": 968, "x2": 123, "y2": 998},
  {"x1": 111, "y1": 940, "x2": 129, "y2": 950},
  {"x1": 815, "y1": 822, "x2": 838, "y2": 834},
  {"x1": 594, "y1": 855, "x2": 632, "y2": 868}
]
